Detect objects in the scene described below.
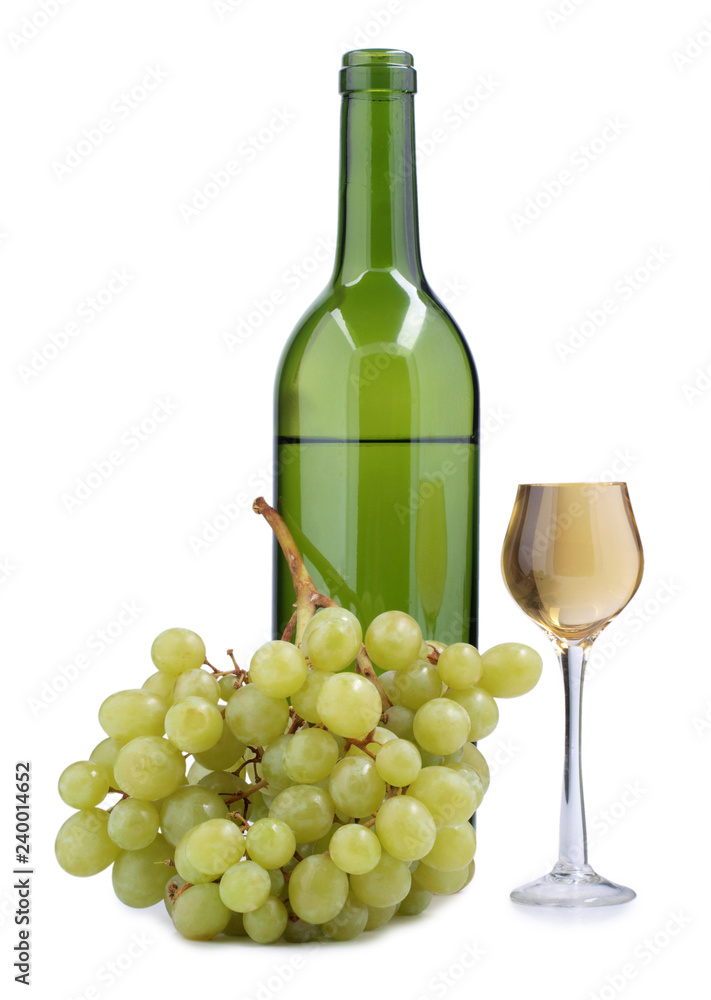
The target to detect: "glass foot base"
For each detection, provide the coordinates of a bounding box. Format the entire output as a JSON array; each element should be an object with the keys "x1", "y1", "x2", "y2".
[{"x1": 510, "y1": 864, "x2": 636, "y2": 908}]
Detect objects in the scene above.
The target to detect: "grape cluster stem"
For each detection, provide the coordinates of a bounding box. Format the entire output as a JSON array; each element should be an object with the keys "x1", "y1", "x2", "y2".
[
  {"x1": 106, "y1": 793, "x2": 129, "y2": 813},
  {"x1": 169, "y1": 879, "x2": 193, "y2": 903},
  {"x1": 281, "y1": 610, "x2": 298, "y2": 643},
  {"x1": 287, "y1": 712, "x2": 305, "y2": 735},
  {"x1": 222, "y1": 779, "x2": 269, "y2": 806},
  {"x1": 252, "y1": 497, "x2": 392, "y2": 711},
  {"x1": 342, "y1": 730, "x2": 380, "y2": 760},
  {"x1": 228, "y1": 812, "x2": 250, "y2": 832}
]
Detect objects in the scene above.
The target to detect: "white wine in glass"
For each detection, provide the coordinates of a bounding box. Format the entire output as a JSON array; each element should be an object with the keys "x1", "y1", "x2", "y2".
[{"x1": 502, "y1": 483, "x2": 643, "y2": 907}]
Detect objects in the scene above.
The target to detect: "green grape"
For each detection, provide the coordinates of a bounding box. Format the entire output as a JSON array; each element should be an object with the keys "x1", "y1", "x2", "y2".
[
  {"x1": 378, "y1": 671, "x2": 398, "y2": 702},
  {"x1": 308, "y1": 821, "x2": 339, "y2": 856},
  {"x1": 283, "y1": 728, "x2": 339, "y2": 784},
  {"x1": 260, "y1": 735, "x2": 293, "y2": 791},
  {"x1": 290, "y1": 670, "x2": 329, "y2": 724},
  {"x1": 444, "y1": 686, "x2": 499, "y2": 741},
  {"x1": 197, "y1": 770, "x2": 248, "y2": 796},
  {"x1": 375, "y1": 795, "x2": 436, "y2": 861},
  {"x1": 58, "y1": 761, "x2": 110, "y2": 809},
  {"x1": 383, "y1": 704, "x2": 415, "y2": 741},
  {"x1": 268, "y1": 868, "x2": 287, "y2": 898},
  {"x1": 447, "y1": 762, "x2": 485, "y2": 809},
  {"x1": 350, "y1": 851, "x2": 412, "y2": 908},
  {"x1": 163, "y1": 875, "x2": 186, "y2": 915},
  {"x1": 269, "y1": 785, "x2": 335, "y2": 843},
  {"x1": 55, "y1": 808, "x2": 119, "y2": 876},
  {"x1": 462, "y1": 859, "x2": 476, "y2": 889},
  {"x1": 98, "y1": 689, "x2": 166, "y2": 742},
  {"x1": 364, "y1": 903, "x2": 398, "y2": 930},
  {"x1": 406, "y1": 766, "x2": 476, "y2": 828},
  {"x1": 302, "y1": 606, "x2": 363, "y2": 672},
  {"x1": 391, "y1": 660, "x2": 442, "y2": 711},
  {"x1": 171, "y1": 668, "x2": 221, "y2": 705},
  {"x1": 219, "y1": 859, "x2": 271, "y2": 912},
  {"x1": 243, "y1": 896, "x2": 289, "y2": 943},
  {"x1": 246, "y1": 790, "x2": 272, "y2": 823},
  {"x1": 412, "y1": 861, "x2": 470, "y2": 895},
  {"x1": 172, "y1": 882, "x2": 231, "y2": 940},
  {"x1": 193, "y1": 725, "x2": 246, "y2": 771},
  {"x1": 174, "y1": 832, "x2": 214, "y2": 883},
  {"x1": 151, "y1": 627, "x2": 206, "y2": 677},
  {"x1": 398, "y1": 884, "x2": 433, "y2": 915},
  {"x1": 218, "y1": 674, "x2": 237, "y2": 701},
  {"x1": 223, "y1": 909, "x2": 247, "y2": 937},
  {"x1": 294, "y1": 840, "x2": 316, "y2": 859},
  {"x1": 186, "y1": 759, "x2": 211, "y2": 784},
  {"x1": 288, "y1": 855, "x2": 349, "y2": 924},
  {"x1": 460, "y1": 742, "x2": 490, "y2": 792},
  {"x1": 245, "y1": 818, "x2": 296, "y2": 870},
  {"x1": 328, "y1": 757, "x2": 385, "y2": 819},
  {"x1": 416, "y1": 745, "x2": 445, "y2": 767},
  {"x1": 165, "y1": 696, "x2": 223, "y2": 753},
  {"x1": 112, "y1": 834, "x2": 174, "y2": 907},
  {"x1": 479, "y1": 642, "x2": 543, "y2": 698},
  {"x1": 329, "y1": 823, "x2": 381, "y2": 874},
  {"x1": 365, "y1": 611, "x2": 422, "y2": 671},
  {"x1": 225, "y1": 685, "x2": 289, "y2": 746},
  {"x1": 248, "y1": 639, "x2": 309, "y2": 698},
  {"x1": 89, "y1": 737, "x2": 123, "y2": 790},
  {"x1": 142, "y1": 671, "x2": 175, "y2": 702},
  {"x1": 108, "y1": 798, "x2": 159, "y2": 850},
  {"x1": 284, "y1": 915, "x2": 320, "y2": 943},
  {"x1": 413, "y1": 698, "x2": 471, "y2": 756},
  {"x1": 113, "y1": 736, "x2": 186, "y2": 800},
  {"x1": 185, "y1": 818, "x2": 245, "y2": 876},
  {"x1": 375, "y1": 739, "x2": 421, "y2": 787},
  {"x1": 322, "y1": 891, "x2": 369, "y2": 941},
  {"x1": 436, "y1": 642, "x2": 483, "y2": 689},
  {"x1": 422, "y1": 822, "x2": 477, "y2": 872},
  {"x1": 316, "y1": 673, "x2": 382, "y2": 739}
]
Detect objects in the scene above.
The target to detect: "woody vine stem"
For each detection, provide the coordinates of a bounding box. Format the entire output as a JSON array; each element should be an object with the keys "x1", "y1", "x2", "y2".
[{"x1": 252, "y1": 497, "x2": 391, "y2": 711}]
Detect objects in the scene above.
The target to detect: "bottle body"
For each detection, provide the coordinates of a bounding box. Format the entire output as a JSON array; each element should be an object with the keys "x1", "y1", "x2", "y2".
[{"x1": 274, "y1": 51, "x2": 479, "y2": 646}]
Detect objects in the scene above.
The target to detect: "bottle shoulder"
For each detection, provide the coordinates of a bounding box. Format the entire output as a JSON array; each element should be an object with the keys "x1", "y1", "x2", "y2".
[
  {"x1": 276, "y1": 270, "x2": 478, "y2": 439},
  {"x1": 281, "y1": 270, "x2": 475, "y2": 363}
]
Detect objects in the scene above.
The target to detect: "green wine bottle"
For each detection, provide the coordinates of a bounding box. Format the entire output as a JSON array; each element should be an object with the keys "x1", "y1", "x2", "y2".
[{"x1": 274, "y1": 49, "x2": 479, "y2": 649}]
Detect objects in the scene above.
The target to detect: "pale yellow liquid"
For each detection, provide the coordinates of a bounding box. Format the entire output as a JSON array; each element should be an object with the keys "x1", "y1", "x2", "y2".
[{"x1": 502, "y1": 483, "x2": 643, "y2": 642}]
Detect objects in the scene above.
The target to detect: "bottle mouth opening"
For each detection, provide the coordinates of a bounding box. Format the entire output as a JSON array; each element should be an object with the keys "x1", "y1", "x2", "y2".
[{"x1": 340, "y1": 48, "x2": 417, "y2": 94}]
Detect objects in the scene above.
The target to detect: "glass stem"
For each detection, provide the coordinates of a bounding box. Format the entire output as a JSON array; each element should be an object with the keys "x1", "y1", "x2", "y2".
[{"x1": 554, "y1": 639, "x2": 592, "y2": 873}]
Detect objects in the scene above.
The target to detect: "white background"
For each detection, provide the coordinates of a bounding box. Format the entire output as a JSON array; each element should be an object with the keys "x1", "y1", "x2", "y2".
[{"x1": 2, "y1": 0, "x2": 709, "y2": 998}]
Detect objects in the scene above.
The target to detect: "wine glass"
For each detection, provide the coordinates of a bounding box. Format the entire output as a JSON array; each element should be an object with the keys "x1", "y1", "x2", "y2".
[{"x1": 502, "y1": 483, "x2": 643, "y2": 907}]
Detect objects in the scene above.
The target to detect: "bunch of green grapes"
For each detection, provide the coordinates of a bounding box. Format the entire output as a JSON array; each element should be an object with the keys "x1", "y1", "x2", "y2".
[{"x1": 55, "y1": 615, "x2": 542, "y2": 944}]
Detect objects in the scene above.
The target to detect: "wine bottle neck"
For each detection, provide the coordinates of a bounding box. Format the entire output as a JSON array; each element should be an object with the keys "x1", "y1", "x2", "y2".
[{"x1": 333, "y1": 92, "x2": 424, "y2": 285}]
